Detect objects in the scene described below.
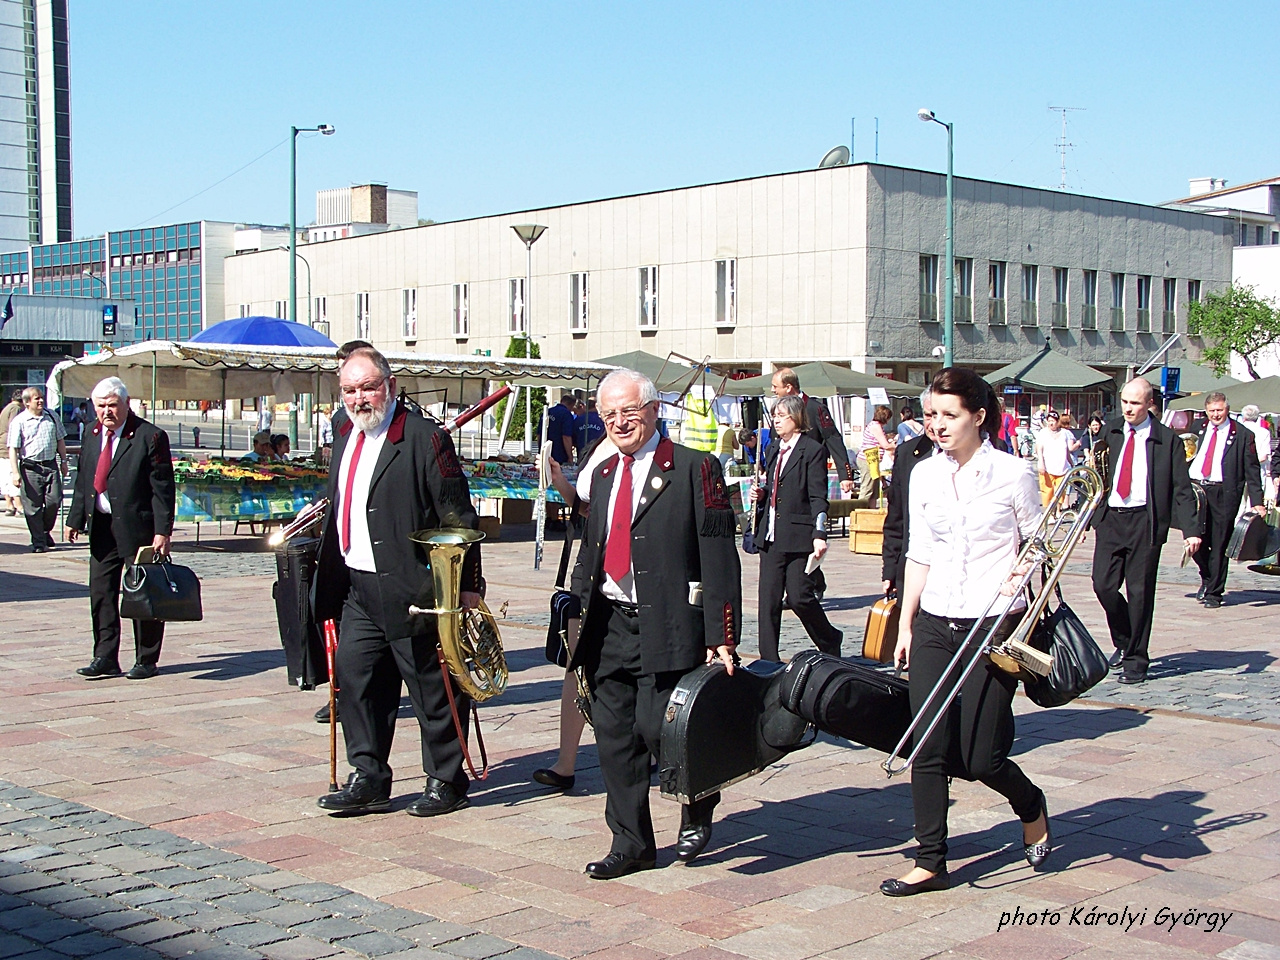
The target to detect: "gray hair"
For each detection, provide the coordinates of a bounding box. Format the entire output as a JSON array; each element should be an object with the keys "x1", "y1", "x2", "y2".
[
  {"x1": 91, "y1": 377, "x2": 129, "y2": 401},
  {"x1": 339, "y1": 345, "x2": 392, "y2": 381},
  {"x1": 598, "y1": 368, "x2": 659, "y2": 406},
  {"x1": 774, "y1": 395, "x2": 809, "y2": 431},
  {"x1": 1241, "y1": 404, "x2": 1260, "y2": 421},
  {"x1": 1204, "y1": 391, "x2": 1229, "y2": 408},
  {"x1": 21, "y1": 386, "x2": 43, "y2": 403},
  {"x1": 920, "y1": 386, "x2": 932, "y2": 408}
]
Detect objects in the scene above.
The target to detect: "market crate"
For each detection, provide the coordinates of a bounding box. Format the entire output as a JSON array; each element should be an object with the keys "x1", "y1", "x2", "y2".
[{"x1": 849, "y1": 507, "x2": 887, "y2": 555}]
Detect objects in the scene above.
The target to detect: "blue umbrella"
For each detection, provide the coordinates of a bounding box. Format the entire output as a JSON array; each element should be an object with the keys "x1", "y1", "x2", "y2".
[{"x1": 188, "y1": 316, "x2": 337, "y2": 348}]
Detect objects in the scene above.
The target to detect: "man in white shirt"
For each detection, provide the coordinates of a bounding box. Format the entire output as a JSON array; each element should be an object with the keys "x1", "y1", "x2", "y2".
[{"x1": 8, "y1": 387, "x2": 67, "y2": 552}]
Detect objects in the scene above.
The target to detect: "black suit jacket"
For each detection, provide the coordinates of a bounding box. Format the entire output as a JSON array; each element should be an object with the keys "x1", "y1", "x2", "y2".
[
  {"x1": 802, "y1": 394, "x2": 853, "y2": 482},
  {"x1": 68, "y1": 414, "x2": 175, "y2": 556},
  {"x1": 1194, "y1": 419, "x2": 1263, "y2": 508},
  {"x1": 881, "y1": 432, "x2": 935, "y2": 590},
  {"x1": 1090, "y1": 416, "x2": 1201, "y2": 546},
  {"x1": 753, "y1": 435, "x2": 830, "y2": 553},
  {"x1": 313, "y1": 403, "x2": 481, "y2": 642},
  {"x1": 570, "y1": 437, "x2": 742, "y2": 675}
]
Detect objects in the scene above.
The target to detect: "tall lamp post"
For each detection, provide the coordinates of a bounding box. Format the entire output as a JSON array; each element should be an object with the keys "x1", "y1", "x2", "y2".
[
  {"x1": 511, "y1": 224, "x2": 547, "y2": 452},
  {"x1": 918, "y1": 108, "x2": 954, "y2": 368},
  {"x1": 290, "y1": 123, "x2": 334, "y2": 449}
]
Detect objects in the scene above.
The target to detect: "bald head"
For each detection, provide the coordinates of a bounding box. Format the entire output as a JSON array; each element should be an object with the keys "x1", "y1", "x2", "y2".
[{"x1": 1120, "y1": 378, "x2": 1154, "y2": 427}]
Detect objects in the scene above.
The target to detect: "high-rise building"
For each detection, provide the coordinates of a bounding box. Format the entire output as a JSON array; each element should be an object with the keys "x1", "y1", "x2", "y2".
[{"x1": 0, "y1": 0, "x2": 71, "y2": 251}]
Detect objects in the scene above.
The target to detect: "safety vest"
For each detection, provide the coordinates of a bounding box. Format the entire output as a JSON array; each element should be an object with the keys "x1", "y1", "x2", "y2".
[{"x1": 682, "y1": 395, "x2": 719, "y2": 452}]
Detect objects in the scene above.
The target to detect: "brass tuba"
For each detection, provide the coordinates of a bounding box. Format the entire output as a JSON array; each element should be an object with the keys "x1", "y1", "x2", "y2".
[{"x1": 408, "y1": 528, "x2": 508, "y2": 702}]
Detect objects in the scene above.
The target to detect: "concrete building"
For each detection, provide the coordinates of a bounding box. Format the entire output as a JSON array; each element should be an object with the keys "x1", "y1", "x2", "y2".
[
  {"x1": 308, "y1": 183, "x2": 418, "y2": 243},
  {"x1": 0, "y1": 291, "x2": 135, "y2": 400},
  {"x1": 225, "y1": 163, "x2": 1233, "y2": 389},
  {"x1": 0, "y1": 0, "x2": 71, "y2": 251}
]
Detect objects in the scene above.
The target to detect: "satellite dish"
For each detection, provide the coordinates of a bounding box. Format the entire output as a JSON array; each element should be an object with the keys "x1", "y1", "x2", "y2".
[{"x1": 819, "y1": 145, "x2": 850, "y2": 168}]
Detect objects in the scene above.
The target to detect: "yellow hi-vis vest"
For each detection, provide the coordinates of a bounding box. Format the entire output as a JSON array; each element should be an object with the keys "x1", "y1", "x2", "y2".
[{"x1": 683, "y1": 395, "x2": 719, "y2": 452}]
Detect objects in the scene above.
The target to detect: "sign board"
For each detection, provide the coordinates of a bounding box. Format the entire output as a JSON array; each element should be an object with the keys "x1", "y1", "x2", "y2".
[
  {"x1": 1003, "y1": 385, "x2": 1023, "y2": 395},
  {"x1": 1161, "y1": 366, "x2": 1181, "y2": 395},
  {"x1": 102, "y1": 304, "x2": 117, "y2": 338},
  {"x1": 26, "y1": 368, "x2": 44, "y2": 386},
  {"x1": 867, "y1": 386, "x2": 889, "y2": 406}
]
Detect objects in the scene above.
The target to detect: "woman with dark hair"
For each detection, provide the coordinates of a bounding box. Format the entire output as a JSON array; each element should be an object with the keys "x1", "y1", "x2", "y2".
[
  {"x1": 881, "y1": 366, "x2": 1050, "y2": 897},
  {"x1": 859, "y1": 404, "x2": 897, "y2": 504}
]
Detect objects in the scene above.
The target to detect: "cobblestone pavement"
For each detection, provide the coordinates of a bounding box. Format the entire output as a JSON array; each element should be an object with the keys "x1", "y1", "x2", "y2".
[{"x1": 0, "y1": 781, "x2": 552, "y2": 960}]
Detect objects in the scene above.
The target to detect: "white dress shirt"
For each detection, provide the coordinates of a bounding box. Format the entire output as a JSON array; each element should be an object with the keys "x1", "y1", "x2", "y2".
[
  {"x1": 907, "y1": 440, "x2": 1042, "y2": 619},
  {"x1": 1191, "y1": 421, "x2": 1229, "y2": 483},
  {"x1": 1107, "y1": 417, "x2": 1151, "y2": 509},
  {"x1": 600, "y1": 431, "x2": 660, "y2": 604},
  {"x1": 1037, "y1": 427, "x2": 1074, "y2": 476},
  {"x1": 337, "y1": 401, "x2": 395, "y2": 573},
  {"x1": 95, "y1": 425, "x2": 125, "y2": 514},
  {"x1": 575, "y1": 439, "x2": 618, "y2": 504},
  {"x1": 764, "y1": 434, "x2": 800, "y2": 542}
]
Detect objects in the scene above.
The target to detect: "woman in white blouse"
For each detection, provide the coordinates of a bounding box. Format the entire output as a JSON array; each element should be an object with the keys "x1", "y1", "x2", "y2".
[{"x1": 881, "y1": 367, "x2": 1051, "y2": 897}]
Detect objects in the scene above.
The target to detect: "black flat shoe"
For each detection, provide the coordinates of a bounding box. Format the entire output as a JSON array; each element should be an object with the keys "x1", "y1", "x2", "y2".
[
  {"x1": 1117, "y1": 671, "x2": 1147, "y2": 684},
  {"x1": 316, "y1": 773, "x2": 391, "y2": 816},
  {"x1": 675, "y1": 823, "x2": 712, "y2": 863},
  {"x1": 314, "y1": 702, "x2": 337, "y2": 724},
  {"x1": 1024, "y1": 795, "x2": 1053, "y2": 868},
  {"x1": 879, "y1": 871, "x2": 949, "y2": 897},
  {"x1": 126, "y1": 663, "x2": 159, "y2": 680},
  {"x1": 585, "y1": 852, "x2": 656, "y2": 880},
  {"x1": 406, "y1": 777, "x2": 469, "y2": 817},
  {"x1": 1204, "y1": 595, "x2": 1222, "y2": 609},
  {"x1": 532, "y1": 768, "x2": 575, "y2": 790},
  {"x1": 1107, "y1": 649, "x2": 1123, "y2": 671},
  {"x1": 77, "y1": 658, "x2": 123, "y2": 680}
]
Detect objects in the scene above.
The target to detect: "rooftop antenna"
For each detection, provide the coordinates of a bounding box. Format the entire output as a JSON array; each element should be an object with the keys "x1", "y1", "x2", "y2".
[
  {"x1": 851, "y1": 117, "x2": 855, "y2": 161},
  {"x1": 1049, "y1": 105, "x2": 1085, "y2": 190},
  {"x1": 875, "y1": 117, "x2": 879, "y2": 161},
  {"x1": 818, "y1": 145, "x2": 850, "y2": 168}
]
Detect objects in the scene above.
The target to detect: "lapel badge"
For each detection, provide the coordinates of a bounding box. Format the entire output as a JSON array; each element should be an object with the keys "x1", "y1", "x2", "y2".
[{"x1": 651, "y1": 476, "x2": 662, "y2": 490}]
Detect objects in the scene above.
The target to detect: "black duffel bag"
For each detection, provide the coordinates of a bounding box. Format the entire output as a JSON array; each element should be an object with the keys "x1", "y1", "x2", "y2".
[
  {"x1": 778, "y1": 650, "x2": 913, "y2": 755},
  {"x1": 1022, "y1": 584, "x2": 1108, "y2": 708},
  {"x1": 120, "y1": 558, "x2": 204, "y2": 622}
]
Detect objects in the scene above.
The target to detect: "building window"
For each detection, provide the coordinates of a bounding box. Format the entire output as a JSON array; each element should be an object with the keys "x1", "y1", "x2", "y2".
[
  {"x1": 1020, "y1": 264, "x2": 1038, "y2": 326},
  {"x1": 1257, "y1": 225, "x2": 1266, "y2": 245},
  {"x1": 1272, "y1": 230, "x2": 1279, "y2": 245},
  {"x1": 1052, "y1": 267, "x2": 1068, "y2": 328},
  {"x1": 954, "y1": 258, "x2": 972, "y2": 323},
  {"x1": 314, "y1": 296, "x2": 327, "y2": 325},
  {"x1": 715, "y1": 259, "x2": 736, "y2": 327},
  {"x1": 1162, "y1": 278, "x2": 1177, "y2": 334},
  {"x1": 1188, "y1": 279, "x2": 1203, "y2": 335},
  {"x1": 401, "y1": 288, "x2": 417, "y2": 340},
  {"x1": 569, "y1": 272, "x2": 589, "y2": 332},
  {"x1": 919, "y1": 255, "x2": 938, "y2": 321},
  {"x1": 509, "y1": 278, "x2": 526, "y2": 334},
  {"x1": 1110, "y1": 273, "x2": 1125, "y2": 330},
  {"x1": 988, "y1": 261, "x2": 1006, "y2": 324},
  {"x1": 273, "y1": 300, "x2": 286, "y2": 319},
  {"x1": 1136, "y1": 275, "x2": 1151, "y2": 332},
  {"x1": 1187, "y1": 279, "x2": 1201, "y2": 303},
  {"x1": 638, "y1": 265, "x2": 659, "y2": 329},
  {"x1": 238, "y1": 303, "x2": 251, "y2": 318},
  {"x1": 1240, "y1": 223, "x2": 1248, "y2": 245},
  {"x1": 452, "y1": 283, "x2": 469, "y2": 338},
  {"x1": 355, "y1": 292, "x2": 370, "y2": 338},
  {"x1": 1082, "y1": 270, "x2": 1097, "y2": 329}
]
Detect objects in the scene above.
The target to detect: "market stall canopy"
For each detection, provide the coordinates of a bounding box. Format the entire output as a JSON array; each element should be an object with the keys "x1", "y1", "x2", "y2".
[
  {"x1": 189, "y1": 315, "x2": 337, "y2": 348},
  {"x1": 727, "y1": 361, "x2": 923, "y2": 398},
  {"x1": 1168, "y1": 376, "x2": 1280, "y2": 413},
  {"x1": 1141, "y1": 361, "x2": 1239, "y2": 395},
  {"x1": 510, "y1": 348, "x2": 693, "y2": 392},
  {"x1": 983, "y1": 349, "x2": 1112, "y2": 391},
  {"x1": 48, "y1": 340, "x2": 619, "y2": 408}
]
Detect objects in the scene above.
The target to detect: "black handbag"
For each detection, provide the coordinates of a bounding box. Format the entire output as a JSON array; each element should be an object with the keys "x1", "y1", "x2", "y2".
[
  {"x1": 545, "y1": 499, "x2": 582, "y2": 668},
  {"x1": 1022, "y1": 584, "x2": 1107, "y2": 708},
  {"x1": 120, "y1": 558, "x2": 204, "y2": 622}
]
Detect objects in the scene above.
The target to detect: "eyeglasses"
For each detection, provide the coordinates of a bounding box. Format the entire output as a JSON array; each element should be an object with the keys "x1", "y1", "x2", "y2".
[
  {"x1": 339, "y1": 378, "x2": 387, "y2": 399},
  {"x1": 599, "y1": 404, "x2": 652, "y2": 424}
]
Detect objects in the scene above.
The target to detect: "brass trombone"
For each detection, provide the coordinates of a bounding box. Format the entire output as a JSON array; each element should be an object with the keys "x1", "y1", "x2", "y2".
[{"x1": 881, "y1": 464, "x2": 1106, "y2": 778}]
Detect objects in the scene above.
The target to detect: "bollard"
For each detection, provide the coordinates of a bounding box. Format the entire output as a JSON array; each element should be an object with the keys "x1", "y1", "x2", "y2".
[{"x1": 192, "y1": 426, "x2": 201, "y2": 448}]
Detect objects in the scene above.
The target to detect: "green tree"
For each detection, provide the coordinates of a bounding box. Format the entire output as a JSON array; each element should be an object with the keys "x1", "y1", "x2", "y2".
[
  {"x1": 1190, "y1": 284, "x2": 1280, "y2": 380},
  {"x1": 493, "y1": 336, "x2": 544, "y2": 443}
]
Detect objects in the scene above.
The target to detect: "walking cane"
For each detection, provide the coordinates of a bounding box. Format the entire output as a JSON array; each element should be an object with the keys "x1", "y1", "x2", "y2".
[{"x1": 323, "y1": 619, "x2": 339, "y2": 792}]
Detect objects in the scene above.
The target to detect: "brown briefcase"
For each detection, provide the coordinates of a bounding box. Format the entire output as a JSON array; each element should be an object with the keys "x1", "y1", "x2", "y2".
[{"x1": 862, "y1": 595, "x2": 900, "y2": 663}]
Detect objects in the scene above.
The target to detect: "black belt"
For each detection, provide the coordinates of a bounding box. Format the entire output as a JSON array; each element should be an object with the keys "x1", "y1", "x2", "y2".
[
  {"x1": 1110, "y1": 505, "x2": 1146, "y2": 514},
  {"x1": 1199, "y1": 480, "x2": 1222, "y2": 486},
  {"x1": 21, "y1": 458, "x2": 56, "y2": 467},
  {"x1": 609, "y1": 599, "x2": 640, "y2": 617}
]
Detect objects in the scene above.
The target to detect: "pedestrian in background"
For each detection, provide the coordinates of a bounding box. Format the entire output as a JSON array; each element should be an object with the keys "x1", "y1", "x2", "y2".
[
  {"x1": 897, "y1": 405, "x2": 923, "y2": 444},
  {"x1": 0, "y1": 388, "x2": 22, "y2": 516},
  {"x1": 1239, "y1": 404, "x2": 1273, "y2": 503},
  {"x1": 7, "y1": 387, "x2": 68, "y2": 552}
]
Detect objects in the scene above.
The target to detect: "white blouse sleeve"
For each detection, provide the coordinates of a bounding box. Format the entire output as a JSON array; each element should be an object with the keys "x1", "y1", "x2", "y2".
[
  {"x1": 1011, "y1": 459, "x2": 1044, "y2": 541},
  {"x1": 905, "y1": 462, "x2": 939, "y2": 567}
]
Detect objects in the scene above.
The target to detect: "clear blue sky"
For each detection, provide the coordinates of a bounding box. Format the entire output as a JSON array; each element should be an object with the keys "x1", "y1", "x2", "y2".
[{"x1": 71, "y1": 1, "x2": 1276, "y2": 237}]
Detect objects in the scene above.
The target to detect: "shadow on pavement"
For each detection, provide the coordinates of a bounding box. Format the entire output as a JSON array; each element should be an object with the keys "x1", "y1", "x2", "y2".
[
  {"x1": 160, "y1": 649, "x2": 285, "y2": 681},
  {"x1": 0, "y1": 570, "x2": 88, "y2": 602},
  {"x1": 1150, "y1": 648, "x2": 1277, "y2": 678},
  {"x1": 1012, "y1": 704, "x2": 1150, "y2": 755},
  {"x1": 171, "y1": 536, "x2": 273, "y2": 554}
]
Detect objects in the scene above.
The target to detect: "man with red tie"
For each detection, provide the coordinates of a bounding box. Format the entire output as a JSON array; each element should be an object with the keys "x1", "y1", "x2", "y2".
[
  {"x1": 570, "y1": 368, "x2": 741, "y2": 878},
  {"x1": 1190, "y1": 392, "x2": 1265, "y2": 609},
  {"x1": 1090, "y1": 378, "x2": 1202, "y2": 684},
  {"x1": 311, "y1": 344, "x2": 483, "y2": 817}
]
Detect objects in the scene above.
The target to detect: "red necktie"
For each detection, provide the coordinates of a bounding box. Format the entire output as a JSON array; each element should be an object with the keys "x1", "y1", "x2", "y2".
[
  {"x1": 1115, "y1": 428, "x2": 1135, "y2": 500},
  {"x1": 603, "y1": 455, "x2": 635, "y2": 583},
  {"x1": 340, "y1": 431, "x2": 366, "y2": 553},
  {"x1": 94, "y1": 432, "x2": 113, "y2": 495},
  {"x1": 1200, "y1": 426, "x2": 1217, "y2": 480}
]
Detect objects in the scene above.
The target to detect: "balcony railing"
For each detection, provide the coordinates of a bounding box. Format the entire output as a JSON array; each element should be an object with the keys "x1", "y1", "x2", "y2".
[
  {"x1": 1051, "y1": 303, "x2": 1067, "y2": 328},
  {"x1": 988, "y1": 299, "x2": 1006, "y2": 325},
  {"x1": 1081, "y1": 304, "x2": 1096, "y2": 330},
  {"x1": 1136, "y1": 308, "x2": 1151, "y2": 333},
  {"x1": 1020, "y1": 300, "x2": 1038, "y2": 326},
  {"x1": 954, "y1": 295, "x2": 972, "y2": 323},
  {"x1": 1110, "y1": 307, "x2": 1125, "y2": 331},
  {"x1": 919, "y1": 294, "x2": 938, "y2": 321},
  {"x1": 1162, "y1": 309, "x2": 1176, "y2": 334}
]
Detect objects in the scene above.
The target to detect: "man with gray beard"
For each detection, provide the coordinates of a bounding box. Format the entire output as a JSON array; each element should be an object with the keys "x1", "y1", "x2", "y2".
[{"x1": 312, "y1": 344, "x2": 484, "y2": 817}]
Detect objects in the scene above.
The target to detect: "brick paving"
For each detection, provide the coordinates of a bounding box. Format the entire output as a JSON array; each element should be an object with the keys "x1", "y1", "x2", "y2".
[{"x1": 1, "y1": 509, "x2": 1279, "y2": 959}]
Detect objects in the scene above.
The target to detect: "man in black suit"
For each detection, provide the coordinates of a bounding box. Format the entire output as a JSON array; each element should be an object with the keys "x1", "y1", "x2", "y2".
[
  {"x1": 1090, "y1": 378, "x2": 1202, "y2": 684},
  {"x1": 67, "y1": 377, "x2": 176, "y2": 681},
  {"x1": 881, "y1": 388, "x2": 935, "y2": 596},
  {"x1": 571, "y1": 368, "x2": 741, "y2": 879},
  {"x1": 770, "y1": 367, "x2": 853, "y2": 493},
  {"x1": 312, "y1": 344, "x2": 483, "y2": 818},
  {"x1": 1189, "y1": 392, "x2": 1265, "y2": 608},
  {"x1": 753, "y1": 394, "x2": 841, "y2": 661}
]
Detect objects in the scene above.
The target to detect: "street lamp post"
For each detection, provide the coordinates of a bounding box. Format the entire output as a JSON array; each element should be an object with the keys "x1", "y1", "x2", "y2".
[
  {"x1": 511, "y1": 224, "x2": 547, "y2": 452},
  {"x1": 918, "y1": 108, "x2": 954, "y2": 368},
  {"x1": 290, "y1": 123, "x2": 334, "y2": 450},
  {"x1": 80, "y1": 269, "x2": 107, "y2": 296}
]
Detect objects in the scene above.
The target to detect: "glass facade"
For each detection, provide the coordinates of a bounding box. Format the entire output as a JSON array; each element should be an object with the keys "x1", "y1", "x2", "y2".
[
  {"x1": 108, "y1": 222, "x2": 203, "y2": 341},
  {"x1": 0, "y1": 251, "x2": 29, "y2": 291},
  {"x1": 30, "y1": 237, "x2": 105, "y2": 296}
]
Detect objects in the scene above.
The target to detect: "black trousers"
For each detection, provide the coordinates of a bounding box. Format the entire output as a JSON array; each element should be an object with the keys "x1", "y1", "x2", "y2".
[
  {"x1": 756, "y1": 542, "x2": 841, "y2": 662},
  {"x1": 1192, "y1": 482, "x2": 1233, "y2": 600},
  {"x1": 89, "y1": 511, "x2": 164, "y2": 666},
  {"x1": 1091, "y1": 509, "x2": 1162, "y2": 676},
  {"x1": 908, "y1": 611, "x2": 1041, "y2": 874},
  {"x1": 20, "y1": 460, "x2": 60, "y2": 548},
  {"x1": 336, "y1": 568, "x2": 468, "y2": 797},
  {"x1": 590, "y1": 602, "x2": 717, "y2": 859}
]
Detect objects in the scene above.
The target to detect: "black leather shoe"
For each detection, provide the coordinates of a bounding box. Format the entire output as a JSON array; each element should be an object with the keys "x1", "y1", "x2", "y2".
[
  {"x1": 585, "y1": 852, "x2": 656, "y2": 880},
  {"x1": 1024, "y1": 795, "x2": 1053, "y2": 868},
  {"x1": 1107, "y1": 649, "x2": 1124, "y2": 671},
  {"x1": 879, "y1": 871, "x2": 949, "y2": 897},
  {"x1": 76, "y1": 658, "x2": 123, "y2": 680},
  {"x1": 45, "y1": 533, "x2": 55, "y2": 548},
  {"x1": 1117, "y1": 671, "x2": 1147, "y2": 685},
  {"x1": 126, "y1": 663, "x2": 159, "y2": 680},
  {"x1": 405, "y1": 777, "x2": 469, "y2": 817},
  {"x1": 31, "y1": 545, "x2": 45, "y2": 553},
  {"x1": 1196, "y1": 581, "x2": 1208, "y2": 602},
  {"x1": 1204, "y1": 595, "x2": 1222, "y2": 609},
  {"x1": 316, "y1": 773, "x2": 391, "y2": 815},
  {"x1": 675, "y1": 823, "x2": 712, "y2": 863},
  {"x1": 532, "y1": 768, "x2": 575, "y2": 790},
  {"x1": 314, "y1": 702, "x2": 337, "y2": 724}
]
